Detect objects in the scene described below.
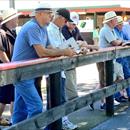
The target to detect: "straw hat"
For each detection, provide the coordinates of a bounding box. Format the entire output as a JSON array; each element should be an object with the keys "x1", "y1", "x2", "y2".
[
  {"x1": 103, "y1": 11, "x2": 117, "y2": 24},
  {"x1": 117, "y1": 16, "x2": 123, "y2": 25},
  {"x1": 30, "y1": 3, "x2": 52, "y2": 17},
  {"x1": 70, "y1": 12, "x2": 79, "y2": 25},
  {"x1": 1, "y1": 8, "x2": 21, "y2": 25}
]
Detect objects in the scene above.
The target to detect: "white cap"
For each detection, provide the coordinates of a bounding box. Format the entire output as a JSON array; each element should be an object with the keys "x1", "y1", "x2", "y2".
[
  {"x1": 70, "y1": 12, "x2": 79, "y2": 25},
  {"x1": 103, "y1": 11, "x2": 117, "y2": 24},
  {"x1": 30, "y1": 3, "x2": 52, "y2": 17}
]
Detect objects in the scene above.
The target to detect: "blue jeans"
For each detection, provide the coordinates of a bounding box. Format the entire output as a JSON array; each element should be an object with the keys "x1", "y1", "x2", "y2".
[
  {"x1": 115, "y1": 87, "x2": 130, "y2": 99},
  {"x1": 12, "y1": 79, "x2": 43, "y2": 124}
]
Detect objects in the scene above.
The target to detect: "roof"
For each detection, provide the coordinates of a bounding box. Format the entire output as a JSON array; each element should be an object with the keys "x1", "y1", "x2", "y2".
[
  {"x1": 85, "y1": 7, "x2": 130, "y2": 13},
  {"x1": 19, "y1": 6, "x2": 130, "y2": 16}
]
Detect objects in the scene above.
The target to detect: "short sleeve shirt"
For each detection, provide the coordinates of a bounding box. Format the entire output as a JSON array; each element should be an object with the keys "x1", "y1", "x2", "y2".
[
  {"x1": 47, "y1": 22, "x2": 66, "y2": 78},
  {"x1": 99, "y1": 24, "x2": 117, "y2": 48},
  {"x1": 12, "y1": 19, "x2": 50, "y2": 61},
  {"x1": 47, "y1": 22, "x2": 65, "y2": 48},
  {"x1": 122, "y1": 24, "x2": 130, "y2": 40}
]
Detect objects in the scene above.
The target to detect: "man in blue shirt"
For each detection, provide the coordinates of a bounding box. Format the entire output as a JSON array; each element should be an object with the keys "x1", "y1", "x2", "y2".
[
  {"x1": 12, "y1": 3, "x2": 75, "y2": 124},
  {"x1": 98, "y1": 11, "x2": 123, "y2": 109},
  {"x1": 114, "y1": 16, "x2": 130, "y2": 102},
  {"x1": 122, "y1": 20, "x2": 130, "y2": 40}
]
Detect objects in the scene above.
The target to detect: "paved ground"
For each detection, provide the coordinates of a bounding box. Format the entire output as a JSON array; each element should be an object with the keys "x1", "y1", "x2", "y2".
[{"x1": 2, "y1": 64, "x2": 130, "y2": 130}]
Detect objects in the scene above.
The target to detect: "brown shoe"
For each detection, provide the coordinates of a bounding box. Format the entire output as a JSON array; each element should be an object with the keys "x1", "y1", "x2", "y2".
[{"x1": 0, "y1": 118, "x2": 10, "y2": 126}]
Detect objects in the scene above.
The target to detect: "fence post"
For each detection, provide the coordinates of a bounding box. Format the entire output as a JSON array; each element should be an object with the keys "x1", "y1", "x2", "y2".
[
  {"x1": 105, "y1": 60, "x2": 114, "y2": 116},
  {"x1": 47, "y1": 72, "x2": 62, "y2": 130}
]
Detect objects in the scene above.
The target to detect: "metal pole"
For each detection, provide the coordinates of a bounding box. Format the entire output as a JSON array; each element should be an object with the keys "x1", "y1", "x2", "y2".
[
  {"x1": 105, "y1": 60, "x2": 114, "y2": 116},
  {"x1": 9, "y1": 0, "x2": 15, "y2": 8},
  {"x1": 94, "y1": 12, "x2": 97, "y2": 28},
  {"x1": 47, "y1": 72, "x2": 62, "y2": 130}
]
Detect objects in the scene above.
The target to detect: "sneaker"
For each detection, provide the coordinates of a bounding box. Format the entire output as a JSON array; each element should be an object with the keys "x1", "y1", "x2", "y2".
[
  {"x1": 62, "y1": 117, "x2": 77, "y2": 130},
  {"x1": 89, "y1": 103, "x2": 94, "y2": 110},
  {"x1": 114, "y1": 99, "x2": 120, "y2": 105},
  {"x1": 100, "y1": 103, "x2": 106, "y2": 110}
]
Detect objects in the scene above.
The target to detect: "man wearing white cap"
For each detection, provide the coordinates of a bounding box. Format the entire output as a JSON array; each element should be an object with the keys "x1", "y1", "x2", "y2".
[
  {"x1": 11, "y1": 3, "x2": 75, "y2": 124},
  {"x1": 62, "y1": 12, "x2": 98, "y2": 103},
  {"x1": 114, "y1": 16, "x2": 130, "y2": 102},
  {"x1": 98, "y1": 11, "x2": 124, "y2": 109},
  {"x1": 0, "y1": 8, "x2": 21, "y2": 125},
  {"x1": 61, "y1": 12, "x2": 83, "y2": 104}
]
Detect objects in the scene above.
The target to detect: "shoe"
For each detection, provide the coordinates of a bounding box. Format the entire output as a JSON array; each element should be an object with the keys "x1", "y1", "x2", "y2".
[
  {"x1": 115, "y1": 97, "x2": 127, "y2": 102},
  {"x1": 121, "y1": 96, "x2": 128, "y2": 99},
  {"x1": 114, "y1": 99, "x2": 120, "y2": 105},
  {"x1": 100, "y1": 103, "x2": 106, "y2": 110},
  {"x1": 89, "y1": 103, "x2": 94, "y2": 110},
  {"x1": 62, "y1": 117, "x2": 78, "y2": 130},
  {"x1": 128, "y1": 97, "x2": 130, "y2": 102},
  {"x1": 0, "y1": 118, "x2": 11, "y2": 126}
]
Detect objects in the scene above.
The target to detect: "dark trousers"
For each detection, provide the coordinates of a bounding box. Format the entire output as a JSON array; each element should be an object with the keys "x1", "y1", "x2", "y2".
[{"x1": 35, "y1": 77, "x2": 43, "y2": 100}]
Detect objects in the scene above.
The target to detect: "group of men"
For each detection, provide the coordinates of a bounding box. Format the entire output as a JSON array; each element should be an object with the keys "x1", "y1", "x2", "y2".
[
  {"x1": 98, "y1": 11, "x2": 130, "y2": 109},
  {"x1": 0, "y1": 3, "x2": 99, "y2": 130},
  {"x1": 1, "y1": 2, "x2": 130, "y2": 130}
]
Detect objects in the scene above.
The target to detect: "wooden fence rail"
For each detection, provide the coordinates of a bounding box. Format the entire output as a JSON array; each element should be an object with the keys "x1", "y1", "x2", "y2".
[
  {"x1": 1, "y1": 46, "x2": 130, "y2": 130},
  {"x1": 5, "y1": 78, "x2": 130, "y2": 130},
  {"x1": 0, "y1": 46, "x2": 130, "y2": 86}
]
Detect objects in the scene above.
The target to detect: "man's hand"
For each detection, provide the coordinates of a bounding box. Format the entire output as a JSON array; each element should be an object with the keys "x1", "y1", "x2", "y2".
[{"x1": 63, "y1": 48, "x2": 76, "y2": 57}]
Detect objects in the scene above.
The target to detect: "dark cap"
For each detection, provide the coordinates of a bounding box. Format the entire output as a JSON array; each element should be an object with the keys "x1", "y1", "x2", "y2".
[{"x1": 56, "y1": 8, "x2": 72, "y2": 22}]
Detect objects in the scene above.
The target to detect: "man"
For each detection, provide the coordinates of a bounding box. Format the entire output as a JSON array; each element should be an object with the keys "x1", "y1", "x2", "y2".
[
  {"x1": 98, "y1": 11, "x2": 123, "y2": 109},
  {"x1": 122, "y1": 19, "x2": 130, "y2": 40},
  {"x1": 47, "y1": 8, "x2": 77, "y2": 130},
  {"x1": 114, "y1": 16, "x2": 130, "y2": 102},
  {"x1": 11, "y1": 3, "x2": 75, "y2": 124},
  {"x1": 62, "y1": 12, "x2": 98, "y2": 102},
  {"x1": 0, "y1": 8, "x2": 21, "y2": 126}
]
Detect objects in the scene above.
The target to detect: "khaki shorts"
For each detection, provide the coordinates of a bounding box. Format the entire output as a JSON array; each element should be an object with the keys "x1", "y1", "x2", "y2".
[
  {"x1": 113, "y1": 61, "x2": 124, "y2": 81},
  {"x1": 65, "y1": 68, "x2": 78, "y2": 100}
]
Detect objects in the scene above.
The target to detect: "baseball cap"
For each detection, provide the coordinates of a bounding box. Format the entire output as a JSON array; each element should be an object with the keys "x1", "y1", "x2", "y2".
[
  {"x1": 70, "y1": 12, "x2": 79, "y2": 25},
  {"x1": 56, "y1": 8, "x2": 72, "y2": 22}
]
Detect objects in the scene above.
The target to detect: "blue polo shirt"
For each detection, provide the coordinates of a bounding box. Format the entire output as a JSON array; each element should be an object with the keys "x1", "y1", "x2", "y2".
[
  {"x1": 122, "y1": 23, "x2": 130, "y2": 40},
  {"x1": 12, "y1": 19, "x2": 50, "y2": 61},
  {"x1": 99, "y1": 24, "x2": 117, "y2": 48},
  {"x1": 114, "y1": 26, "x2": 130, "y2": 79}
]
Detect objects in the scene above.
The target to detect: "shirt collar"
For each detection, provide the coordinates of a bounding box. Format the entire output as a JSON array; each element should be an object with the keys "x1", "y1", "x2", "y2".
[{"x1": 49, "y1": 22, "x2": 60, "y2": 30}]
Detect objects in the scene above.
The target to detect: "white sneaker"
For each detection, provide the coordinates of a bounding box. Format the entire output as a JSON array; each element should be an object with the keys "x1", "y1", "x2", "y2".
[
  {"x1": 62, "y1": 116, "x2": 78, "y2": 130},
  {"x1": 114, "y1": 99, "x2": 120, "y2": 106}
]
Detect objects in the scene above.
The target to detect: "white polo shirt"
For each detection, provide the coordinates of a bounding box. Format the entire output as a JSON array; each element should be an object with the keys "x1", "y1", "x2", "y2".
[{"x1": 47, "y1": 22, "x2": 66, "y2": 78}]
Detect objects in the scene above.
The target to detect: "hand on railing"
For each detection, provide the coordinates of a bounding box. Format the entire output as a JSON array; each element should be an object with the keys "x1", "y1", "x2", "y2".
[{"x1": 63, "y1": 48, "x2": 76, "y2": 57}]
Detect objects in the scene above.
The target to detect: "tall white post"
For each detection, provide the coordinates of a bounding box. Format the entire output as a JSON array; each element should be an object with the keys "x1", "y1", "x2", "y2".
[{"x1": 9, "y1": 0, "x2": 15, "y2": 8}]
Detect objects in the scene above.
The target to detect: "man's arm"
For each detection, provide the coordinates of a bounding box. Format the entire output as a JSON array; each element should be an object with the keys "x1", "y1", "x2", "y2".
[
  {"x1": 111, "y1": 40, "x2": 123, "y2": 46},
  {"x1": 33, "y1": 44, "x2": 76, "y2": 58},
  {"x1": 0, "y1": 50, "x2": 10, "y2": 63}
]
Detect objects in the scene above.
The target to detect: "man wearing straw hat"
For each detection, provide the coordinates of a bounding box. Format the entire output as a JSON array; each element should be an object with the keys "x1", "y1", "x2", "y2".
[
  {"x1": 98, "y1": 11, "x2": 124, "y2": 109},
  {"x1": 114, "y1": 16, "x2": 130, "y2": 102},
  {"x1": 0, "y1": 8, "x2": 21, "y2": 126},
  {"x1": 11, "y1": 3, "x2": 75, "y2": 125}
]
